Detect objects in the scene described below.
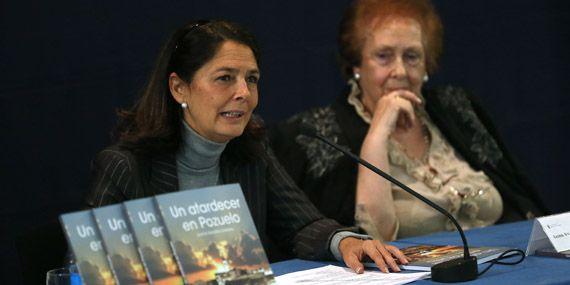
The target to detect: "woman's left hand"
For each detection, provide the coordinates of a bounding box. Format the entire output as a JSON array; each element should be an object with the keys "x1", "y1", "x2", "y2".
[{"x1": 339, "y1": 237, "x2": 409, "y2": 273}]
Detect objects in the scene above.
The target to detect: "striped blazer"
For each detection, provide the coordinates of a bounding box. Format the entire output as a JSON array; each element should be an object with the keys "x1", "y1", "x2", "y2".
[{"x1": 86, "y1": 144, "x2": 345, "y2": 261}]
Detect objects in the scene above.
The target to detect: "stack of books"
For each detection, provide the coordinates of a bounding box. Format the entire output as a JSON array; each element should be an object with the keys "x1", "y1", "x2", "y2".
[{"x1": 60, "y1": 184, "x2": 276, "y2": 285}]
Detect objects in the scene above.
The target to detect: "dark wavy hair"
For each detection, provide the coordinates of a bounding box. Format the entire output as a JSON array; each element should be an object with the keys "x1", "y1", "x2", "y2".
[
  {"x1": 338, "y1": 0, "x2": 443, "y2": 79},
  {"x1": 114, "y1": 20, "x2": 265, "y2": 161}
]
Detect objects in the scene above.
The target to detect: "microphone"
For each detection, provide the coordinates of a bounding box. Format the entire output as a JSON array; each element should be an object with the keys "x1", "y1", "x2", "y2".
[{"x1": 300, "y1": 125, "x2": 478, "y2": 283}]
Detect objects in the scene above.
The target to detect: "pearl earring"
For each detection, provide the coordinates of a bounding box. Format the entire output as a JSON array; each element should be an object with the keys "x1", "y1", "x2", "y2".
[
  {"x1": 423, "y1": 74, "x2": 429, "y2": 82},
  {"x1": 354, "y1": 73, "x2": 361, "y2": 80},
  {"x1": 181, "y1": 102, "x2": 188, "y2": 109}
]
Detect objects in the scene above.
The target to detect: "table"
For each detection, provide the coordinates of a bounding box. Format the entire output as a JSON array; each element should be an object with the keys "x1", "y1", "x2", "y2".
[{"x1": 272, "y1": 220, "x2": 570, "y2": 284}]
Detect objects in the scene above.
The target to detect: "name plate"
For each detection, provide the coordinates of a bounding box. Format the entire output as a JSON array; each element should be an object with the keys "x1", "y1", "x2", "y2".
[{"x1": 526, "y1": 212, "x2": 570, "y2": 256}]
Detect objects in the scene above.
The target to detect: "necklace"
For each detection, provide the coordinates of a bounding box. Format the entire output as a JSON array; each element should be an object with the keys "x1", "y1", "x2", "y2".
[{"x1": 394, "y1": 121, "x2": 431, "y2": 163}]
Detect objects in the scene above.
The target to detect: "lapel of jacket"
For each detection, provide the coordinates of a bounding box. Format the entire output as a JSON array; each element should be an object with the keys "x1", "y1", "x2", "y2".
[
  {"x1": 423, "y1": 86, "x2": 499, "y2": 169},
  {"x1": 148, "y1": 152, "x2": 179, "y2": 194},
  {"x1": 220, "y1": 154, "x2": 249, "y2": 191},
  {"x1": 220, "y1": 153, "x2": 265, "y2": 224}
]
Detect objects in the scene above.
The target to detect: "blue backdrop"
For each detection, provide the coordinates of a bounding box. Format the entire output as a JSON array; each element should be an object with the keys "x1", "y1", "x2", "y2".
[{"x1": 1, "y1": 1, "x2": 568, "y2": 284}]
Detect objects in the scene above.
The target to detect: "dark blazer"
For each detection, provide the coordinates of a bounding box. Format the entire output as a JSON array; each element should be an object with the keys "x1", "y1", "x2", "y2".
[
  {"x1": 270, "y1": 86, "x2": 549, "y2": 231},
  {"x1": 86, "y1": 143, "x2": 345, "y2": 261}
]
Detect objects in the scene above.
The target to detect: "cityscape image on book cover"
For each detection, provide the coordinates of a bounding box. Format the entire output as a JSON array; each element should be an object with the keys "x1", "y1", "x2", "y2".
[{"x1": 156, "y1": 184, "x2": 276, "y2": 284}]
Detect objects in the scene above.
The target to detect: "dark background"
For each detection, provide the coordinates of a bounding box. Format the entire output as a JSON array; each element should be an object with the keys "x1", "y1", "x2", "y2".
[{"x1": 1, "y1": 1, "x2": 569, "y2": 284}]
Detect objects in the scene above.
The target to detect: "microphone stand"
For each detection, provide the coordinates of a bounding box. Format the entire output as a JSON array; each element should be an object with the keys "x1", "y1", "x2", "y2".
[{"x1": 307, "y1": 130, "x2": 478, "y2": 282}]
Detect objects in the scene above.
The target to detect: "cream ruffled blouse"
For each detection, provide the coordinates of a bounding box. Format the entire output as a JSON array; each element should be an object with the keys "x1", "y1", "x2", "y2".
[{"x1": 347, "y1": 81, "x2": 503, "y2": 239}]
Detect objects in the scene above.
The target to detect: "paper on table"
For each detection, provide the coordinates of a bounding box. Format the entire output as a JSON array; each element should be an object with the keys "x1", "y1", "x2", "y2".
[{"x1": 275, "y1": 265, "x2": 430, "y2": 285}]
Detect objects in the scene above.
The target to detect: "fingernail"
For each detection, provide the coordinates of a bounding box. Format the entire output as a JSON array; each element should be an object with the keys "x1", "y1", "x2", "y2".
[{"x1": 356, "y1": 266, "x2": 363, "y2": 274}]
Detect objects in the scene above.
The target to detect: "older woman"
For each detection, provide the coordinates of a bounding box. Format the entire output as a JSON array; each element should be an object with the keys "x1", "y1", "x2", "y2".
[
  {"x1": 271, "y1": 0, "x2": 548, "y2": 241},
  {"x1": 86, "y1": 20, "x2": 407, "y2": 273}
]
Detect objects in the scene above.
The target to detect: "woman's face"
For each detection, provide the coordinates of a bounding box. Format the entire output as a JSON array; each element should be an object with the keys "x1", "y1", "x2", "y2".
[
  {"x1": 354, "y1": 17, "x2": 426, "y2": 112},
  {"x1": 170, "y1": 40, "x2": 259, "y2": 143}
]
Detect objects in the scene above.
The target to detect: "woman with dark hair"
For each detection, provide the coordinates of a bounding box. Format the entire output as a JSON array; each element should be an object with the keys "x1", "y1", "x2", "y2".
[
  {"x1": 87, "y1": 20, "x2": 407, "y2": 274},
  {"x1": 271, "y1": 0, "x2": 548, "y2": 241}
]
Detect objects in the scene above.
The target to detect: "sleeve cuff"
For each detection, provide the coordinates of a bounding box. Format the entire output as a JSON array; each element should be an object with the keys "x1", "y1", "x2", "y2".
[{"x1": 329, "y1": 231, "x2": 372, "y2": 262}]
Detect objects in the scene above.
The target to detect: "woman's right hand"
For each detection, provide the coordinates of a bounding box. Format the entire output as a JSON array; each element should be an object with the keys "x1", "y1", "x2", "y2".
[
  {"x1": 366, "y1": 90, "x2": 422, "y2": 142},
  {"x1": 356, "y1": 90, "x2": 422, "y2": 241}
]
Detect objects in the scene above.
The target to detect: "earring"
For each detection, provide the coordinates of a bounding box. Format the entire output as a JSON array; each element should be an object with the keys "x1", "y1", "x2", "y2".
[
  {"x1": 181, "y1": 102, "x2": 188, "y2": 109},
  {"x1": 354, "y1": 72, "x2": 361, "y2": 80},
  {"x1": 423, "y1": 74, "x2": 429, "y2": 82}
]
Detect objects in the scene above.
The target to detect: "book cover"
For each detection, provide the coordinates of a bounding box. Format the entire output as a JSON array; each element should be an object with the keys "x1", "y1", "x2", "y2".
[
  {"x1": 60, "y1": 210, "x2": 116, "y2": 285},
  {"x1": 93, "y1": 205, "x2": 149, "y2": 284},
  {"x1": 399, "y1": 245, "x2": 509, "y2": 271},
  {"x1": 124, "y1": 197, "x2": 184, "y2": 285},
  {"x1": 155, "y1": 184, "x2": 276, "y2": 284}
]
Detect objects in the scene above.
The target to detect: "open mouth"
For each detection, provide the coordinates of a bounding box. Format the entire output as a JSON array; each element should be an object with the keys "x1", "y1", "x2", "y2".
[{"x1": 220, "y1": 111, "x2": 245, "y2": 118}]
